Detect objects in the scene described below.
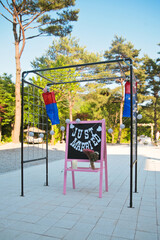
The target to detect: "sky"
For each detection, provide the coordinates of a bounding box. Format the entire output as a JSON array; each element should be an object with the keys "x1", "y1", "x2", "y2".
[{"x1": 0, "y1": 0, "x2": 160, "y2": 82}]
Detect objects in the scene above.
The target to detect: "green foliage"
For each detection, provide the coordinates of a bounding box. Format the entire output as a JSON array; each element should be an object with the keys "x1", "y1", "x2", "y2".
[
  {"x1": 0, "y1": 74, "x2": 15, "y2": 141},
  {"x1": 1, "y1": 136, "x2": 12, "y2": 143},
  {"x1": 2, "y1": 1, "x2": 79, "y2": 38},
  {"x1": 103, "y1": 35, "x2": 144, "y2": 143},
  {"x1": 139, "y1": 54, "x2": 160, "y2": 141},
  {"x1": 104, "y1": 35, "x2": 141, "y2": 61},
  {"x1": 31, "y1": 36, "x2": 101, "y2": 142},
  {"x1": 0, "y1": 0, "x2": 79, "y2": 142},
  {"x1": 1, "y1": 31, "x2": 160, "y2": 144}
]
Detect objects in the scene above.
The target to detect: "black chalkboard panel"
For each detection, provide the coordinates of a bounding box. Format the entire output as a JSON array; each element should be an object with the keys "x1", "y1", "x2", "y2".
[{"x1": 67, "y1": 122, "x2": 102, "y2": 159}]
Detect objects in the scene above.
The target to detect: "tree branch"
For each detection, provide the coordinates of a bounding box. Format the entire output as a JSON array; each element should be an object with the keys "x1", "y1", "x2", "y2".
[
  {"x1": 18, "y1": 14, "x2": 22, "y2": 42},
  {"x1": 22, "y1": 33, "x2": 43, "y2": 41},
  {"x1": 0, "y1": 12, "x2": 13, "y2": 23},
  {"x1": 23, "y1": 12, "x2": 45, "y2": 30},
  {"x1": 18, "y1": 0, "x2": 27, "y2": 15},
  {"x1": 25, "y1": 23, "x2": 46, "y2": 31},
  {"x1": 6, "y1": 0, "x2": 13, "y2": 11},
  {"x1": 0, "y1": 1, "x2": 13, "y2": 16}
]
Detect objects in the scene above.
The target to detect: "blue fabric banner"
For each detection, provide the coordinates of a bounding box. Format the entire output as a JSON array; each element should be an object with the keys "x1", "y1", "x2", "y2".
[{"x1": 46, "y1": 103, "x2": 60, "y2": 125}]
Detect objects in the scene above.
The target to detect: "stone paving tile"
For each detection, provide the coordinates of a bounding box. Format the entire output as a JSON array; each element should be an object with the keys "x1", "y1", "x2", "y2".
[
  {"x1": 36, "y1": 216, "x2": 58, "y2": 227},
  {"x1": 38, "y1": 235, "x2": 59, "y2": 240},
  {"x1": 91, "y1": 220, "x2": 116, "y2": 236},
  {"x1": 44, "y1": 226, "x2": 70, "y2": 238},
  {"x1": 0, "y1": 144, "x2": 160, "y2": 240},
  {"x1": 111, "y1": 237, "x2": 131, "y2": 240},
  {"x1": 137, "y1": 221, "x2": 158, "y2": 233},
  {"x1": 63, "y1": 229, "x2": 90, "y2": 240},
  {"x1": 0, "y1": 218, "x2": 17, "y2": 228},
  {"x1": 60, "y1": 213, "x2": 81, "y2": 222},
  {"x1": 83, "y1": 209, "x2": 104, "y2": 218},
  {"x1": 29, "y1": 208, "x2": 53, "y2": 217},
  {"x1": 87, "y1": 232, "x2": 111, "y2": 240},
  {"x1": 9, "y1": 221, "x2": 51, "y2": 235},
  {"x1": 0, "y1": 229, "x2": 22, "y2": 240},
  {"x1": 54, "y1": 206, "x2": 71, "y2": 213},
  {"x1": 112, "y1": 226, "x2": 135, "y2": 240},
  {"x1": 54, "y1": 219, "x2": 76, "y2": 229},
  {"x1": 78, "y1": 215, "x2": 100, "y2": 225},
  {"x1": 45, "y1": 209, "x2": 66, "y2": 219},
  {"x1": 0, "y1": 210, "x2": 12, "y2": 218},
  {"x1": 137, "y1": 215, "x2": 157, "y2": 225},
  {"x1": 115, "y1": 219, "x2": 137, "y2": 230},
  {"x1": 68, "y1": 207, "x2": 88, "y2": 215},
  {"x1": 72, "y1": 222, "x2": 95, "y2": 234},
  {"x1": 21, "y1": 214, "x2": 43, "y2": 224},
  {"x1": 14, "y1": 232, "x2": 40, "y2": 240},
  {"x1": 134, "y1": 230, "x2": 158, "y2": 240}
]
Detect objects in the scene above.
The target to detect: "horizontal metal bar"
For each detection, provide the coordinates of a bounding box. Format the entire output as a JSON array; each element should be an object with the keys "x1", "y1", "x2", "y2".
[
  {"x1": 35, "y1": 72, "x2": 55, "y2": 83},
  {"x1": 23, "y1": 102, "x2": 45, "y2": 107},
  {"x1": 24, "y1": 112, "x2": 46, "y2": 116},
  {"x1": 24, "y1": 122, "x2": 47, "y2": 125},
  {"x1": 47, "y1": 76, "x2": 126, "y2": 86},
  {"x1": 23, "y1": 157, "x2": 47, "y2": 164},
  {"x1": 22, "y1": 58, "x2": 131, "y2": 75},
  {"x1": 22, "y1": 79, "x2": 43, "y2": 90}
]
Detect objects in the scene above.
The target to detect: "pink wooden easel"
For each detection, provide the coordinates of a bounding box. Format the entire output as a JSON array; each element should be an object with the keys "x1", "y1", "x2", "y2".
[{"x1": 63, "y1": 119, "x2": 108, "y2": 198}]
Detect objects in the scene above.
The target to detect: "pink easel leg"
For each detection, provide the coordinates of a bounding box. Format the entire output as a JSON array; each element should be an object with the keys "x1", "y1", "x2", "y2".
[
  {"x1": 104, "y1": 158, "x2": 108, "y2": 192},
  {"x1": 63, "y1": 170, "x2": 67, "y2": 195},
  {"x1": 99, "y1": 162, "x2": 103, "y2": 198},
  {"x1": 72, "y1": 171, "x2": 75, "y2": 189},
  {"x1": 99, "y1": 172, "x2": 103, "y2": 198}
]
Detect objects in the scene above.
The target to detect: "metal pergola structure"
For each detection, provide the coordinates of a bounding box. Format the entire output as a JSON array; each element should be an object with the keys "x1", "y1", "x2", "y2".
[{"x1": 21, "y1": 58, "x2": 137, "y2": 208}]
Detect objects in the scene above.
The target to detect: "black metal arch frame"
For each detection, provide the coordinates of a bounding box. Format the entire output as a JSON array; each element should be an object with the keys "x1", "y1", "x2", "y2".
[{"x1": 21, "y1": 58, "x2": 137, "y2": 208}]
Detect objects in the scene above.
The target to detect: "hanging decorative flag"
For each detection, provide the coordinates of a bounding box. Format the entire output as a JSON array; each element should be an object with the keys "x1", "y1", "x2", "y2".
[
  {"x1": 123, "y1": 81, "x2": 131, "y2": 117},
  {"x1": 42, "y1": 91, "x2": 60, "y2": 125},
  {"x1": 123, "y1": 81, "x2": 137, "y2": 118}
]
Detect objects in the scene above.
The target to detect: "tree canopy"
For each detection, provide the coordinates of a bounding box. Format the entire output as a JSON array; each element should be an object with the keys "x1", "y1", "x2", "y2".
[
  {"x1": 0, "y1": 30, "x2": 160, "y2": 144},
  {"x1": 0, "y1": 0, "x2": 79, "y2": 143}
]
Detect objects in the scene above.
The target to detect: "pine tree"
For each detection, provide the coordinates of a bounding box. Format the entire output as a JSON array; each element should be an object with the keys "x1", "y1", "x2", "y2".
[
  {"x1": 141, "y1": 53, "x2": 160, "y2": 143},
  {"x1": 104, "y1": 35, "x2": 141, "y2": 143},
  {"x1": 0, "y1": 0, "x2": 79, "y2": 142},
  {"x1": 32, "y1": 36, "x2": 101, "y2": 121}
]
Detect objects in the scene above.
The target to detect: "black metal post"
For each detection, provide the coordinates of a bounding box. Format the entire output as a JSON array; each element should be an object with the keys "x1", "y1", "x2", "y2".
[
  {"x1": 129, "y1": 59, "x2": 133, "y2": 208},
  {"x1": 135, "y1": 89, "x2": 138, "y2": 193},
  {"x1": 46, "y1": 116, "x2": 49, "y2": 186},
  {"x1": 21, "y1": 75, "x2": 24, "y2": 196}
]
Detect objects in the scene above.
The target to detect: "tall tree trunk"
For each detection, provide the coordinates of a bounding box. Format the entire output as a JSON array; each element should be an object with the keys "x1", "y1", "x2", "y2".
[
  {"x1": 12, "y1": 41, "x2": 21, "y2": 143},
  {"x1": 117, "y1": 80, "x2": 124, "y2": 143},
  {"x1": 12, "y1": 10, "x2": 25, "y2": 143}
]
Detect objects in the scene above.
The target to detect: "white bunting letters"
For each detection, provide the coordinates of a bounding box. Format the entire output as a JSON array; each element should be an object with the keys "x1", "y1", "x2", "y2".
[{"x1": 70, "y1": 126, "x2": 101, "y2": 152}]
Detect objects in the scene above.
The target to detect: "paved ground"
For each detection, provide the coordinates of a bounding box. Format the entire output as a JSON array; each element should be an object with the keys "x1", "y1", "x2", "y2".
[
  {"x1": 0, "y1": 143, "x2": 65, "y2": 173},
  {"x1": 0, "y1": 143, "x2": 160, "y2": 240}
]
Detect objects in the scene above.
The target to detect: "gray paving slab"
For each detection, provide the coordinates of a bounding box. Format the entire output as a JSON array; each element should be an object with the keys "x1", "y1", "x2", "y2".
[{"x1": 0, "y1": 143, "x2": 160, "y2": 240}]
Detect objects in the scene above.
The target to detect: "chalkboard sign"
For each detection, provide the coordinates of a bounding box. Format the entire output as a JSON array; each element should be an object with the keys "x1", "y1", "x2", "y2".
[
  {"x1": 63, "y1": 119, "x2": 108, "y2": 198},
  {"x1": 66, "y1": 121, "x2": 103, "y2": 160}
]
